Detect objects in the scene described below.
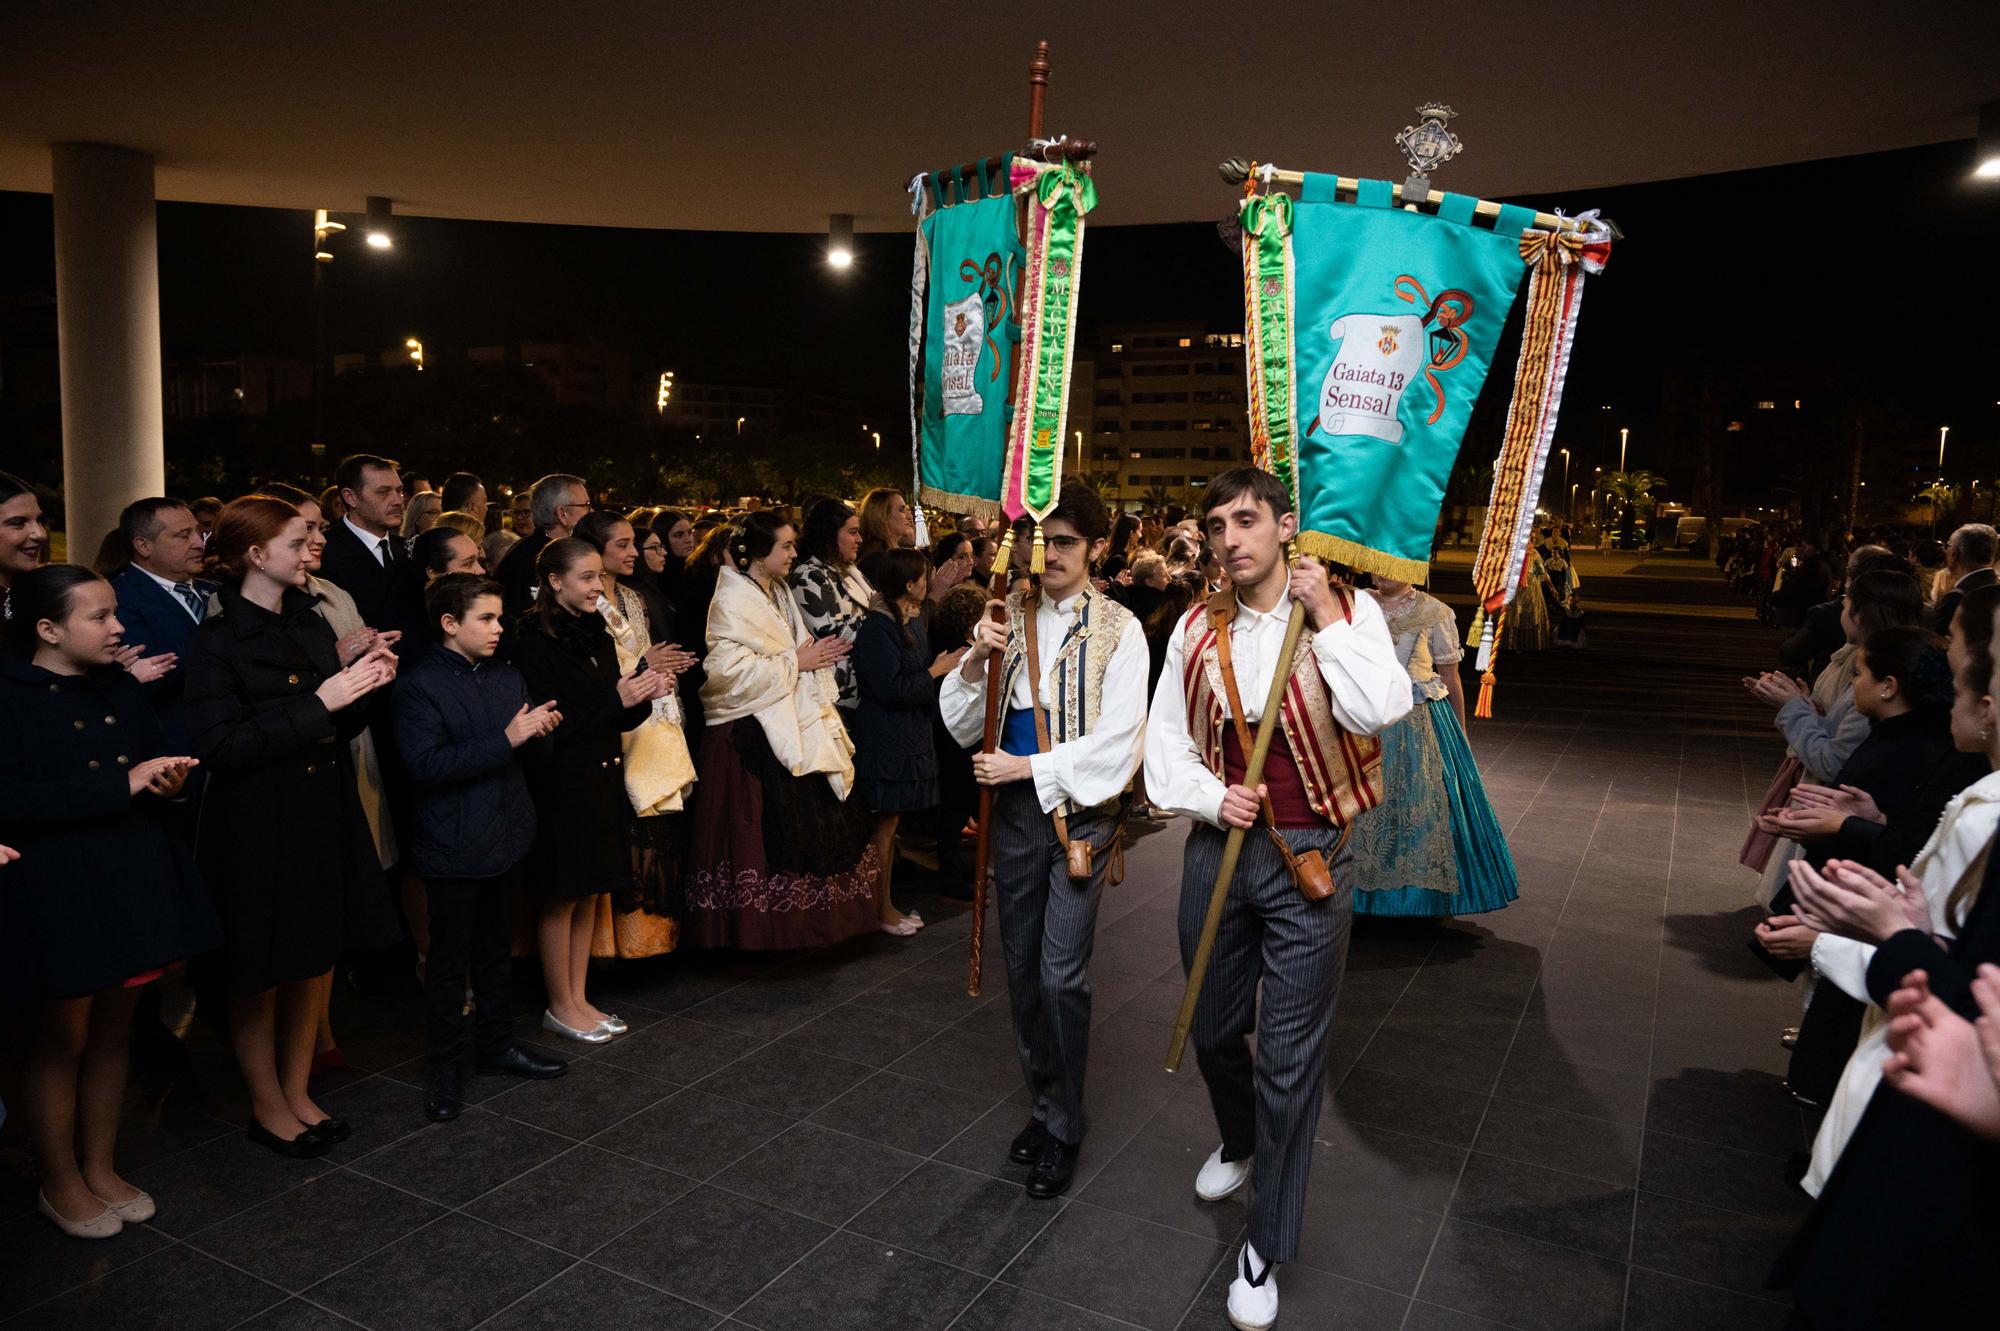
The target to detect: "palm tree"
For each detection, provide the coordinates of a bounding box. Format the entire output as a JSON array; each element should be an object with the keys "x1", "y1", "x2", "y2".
[
  {"x1": 1596, "y1": 468, "x2": 1667, "y2": 516},
  {"x1": 1916, "y1": 481, "x2": 1958, "y2": 536}
]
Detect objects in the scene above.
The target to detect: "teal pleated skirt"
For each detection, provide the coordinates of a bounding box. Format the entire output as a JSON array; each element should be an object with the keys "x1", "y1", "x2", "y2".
[{"x1": 1349, "y1": 696, "x2": 1518, "y2": 918}]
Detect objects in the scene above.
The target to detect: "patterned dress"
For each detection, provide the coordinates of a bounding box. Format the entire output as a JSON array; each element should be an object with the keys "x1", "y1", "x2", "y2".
[
  {"x1": 789, "y1": 556, "x2": 873, "y2": 711},
  {"x1": 1348, "y1": 589, "x2": 1519, "y2": 918}
]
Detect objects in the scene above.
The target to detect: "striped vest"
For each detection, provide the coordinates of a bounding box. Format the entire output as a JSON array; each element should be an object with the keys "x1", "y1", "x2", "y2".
[{"x1": 1179, "y1": 589, "x2": 1383, "y2": 828}]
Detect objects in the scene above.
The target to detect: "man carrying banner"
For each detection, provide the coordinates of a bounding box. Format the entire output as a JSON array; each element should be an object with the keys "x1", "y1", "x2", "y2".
[
  {"x1": 1143, "y1": 466, "x2": 1409, "y2": 1331},
  {"x1": 942, "y1": 481, "x2": 1146, "y2": 1200}
]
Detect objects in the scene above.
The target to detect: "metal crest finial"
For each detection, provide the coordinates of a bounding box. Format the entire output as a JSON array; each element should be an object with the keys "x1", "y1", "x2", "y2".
[{"x1": 1395, "y1": 102, "x2": 1462, "y2": 202}]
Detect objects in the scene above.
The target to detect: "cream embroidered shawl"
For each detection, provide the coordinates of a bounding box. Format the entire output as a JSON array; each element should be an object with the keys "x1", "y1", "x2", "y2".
[{"x1": 700, "y1": 566, "x2": 855, "y2": 799}]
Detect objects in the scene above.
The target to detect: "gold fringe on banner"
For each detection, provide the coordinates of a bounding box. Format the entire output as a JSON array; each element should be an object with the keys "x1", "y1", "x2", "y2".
[
  {"x1": 918, "y1": 485, "x2": 1007, "y2": 521},
  {"x1": 1293, "y1": 531, "x2": 1432, "y2": 585}
]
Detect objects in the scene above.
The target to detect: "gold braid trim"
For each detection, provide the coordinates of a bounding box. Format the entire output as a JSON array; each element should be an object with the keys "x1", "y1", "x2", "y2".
[
  {"x1": 918, "y1": 485, "x2": 1005, "y2": 520},
  {"x1": 1294, "y1": 530, "x2": 1432, "y2": 585},
  {"x1": 1472, "y1": 241, "x2": 1567, "y2": 603}
]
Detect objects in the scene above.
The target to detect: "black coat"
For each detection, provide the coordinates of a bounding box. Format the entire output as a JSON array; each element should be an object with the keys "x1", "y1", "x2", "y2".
[
  {"x1": 1927, "y1": 565, "x2": 1997, "y2": 637},
  {"x1": 1771, "y1": 850, "x2": 2000, "y2": 1325},
  {"x1": 184, "y1": 585, "x2": 392, "y2": 991},
  {"x1": 109, "y1": 563, "x2": 219, "y2": 750},
  {"x1": 0, "y1": 655, "x2": 220, "y2": 999},
  {"x1": 1778, "y1": 598, "x2": 1844, "y2": 680},
  {"x1": 509, "y1": 608, "x2": 649, "y2": 899},
  {"x1": 851, "y1": 608, "x2": 938, "y2": 786},
  {"x1": 392, "y1": 643, "x2": 549, "y2": 880},
  {"x1": 1833, "y1": 750, "x2": 1991, "y2": 878},
  {"x1": 316, "y1": 518, "x2": 403, "y2": 629}
]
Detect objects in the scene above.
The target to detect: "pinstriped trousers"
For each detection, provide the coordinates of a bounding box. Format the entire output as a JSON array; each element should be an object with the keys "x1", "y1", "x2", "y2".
[
  {"x1": 1177, "y1": 821, "x2": 1353, "y2": 1263},
  {"x1": 992, "y1": 782, "x2": 1117, "y2": 1146}
]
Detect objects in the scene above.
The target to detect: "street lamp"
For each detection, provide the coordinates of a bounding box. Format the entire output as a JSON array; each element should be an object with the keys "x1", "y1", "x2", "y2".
[
  {"x1": 1075, "y1": 429, "x2": 1084, "y2": 475},
  {"x1": 1618, "y1": 427, "x2": 1629, "y2": 474},
  {"x1": 364, "y1": 196, "x2": 395, "y2": 250},
  {"x1": 1559, "y1": 447, "x2": 1571, "y2": 495},
  {"x1": 1569, "y1": 482, "x2": 1579, "y2": 521},
  {"x1": 1940, "y1": 425, "x2": 1951, "y2": 468},
  {"x1": 871, "y1": 432, "x2": 881, "y2": 450},
  {"x1": 404, "y1": 337, "x2": 424, "y2": 371},
  {"x1": 736, "y1": 416, "x2": 746, "y2": 435}
]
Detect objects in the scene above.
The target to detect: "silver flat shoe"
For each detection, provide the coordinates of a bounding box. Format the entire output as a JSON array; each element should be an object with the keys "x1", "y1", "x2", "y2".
[
  {"x1": 543, "y1": 1009, "x2": 614, "y2": 1044},
  {"x1": 595, "y1": 1013, "x2": 629, "y2": 1036}
]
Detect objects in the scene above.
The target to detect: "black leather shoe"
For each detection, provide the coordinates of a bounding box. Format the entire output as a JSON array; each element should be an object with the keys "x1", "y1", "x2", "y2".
[
  {"x1": 306, "y1": 1117, "x2": 351, "y2": 1145},
  {"x1": 476, "y1": 1043, "x2": 568, "y2": 1080},
  {"x1": 1009, "y1": 1119, "x2": 1051, "y2": 1166},
  {"x1": 1025, "y1": 1137, "x2": 1080, "y2": 1200},
  {"x1": 425, "y1": 1067, "x2": 464, "y2": 1122},
  {"x1": 246, "y1": 1120, "x2": 329, "y2": 1159}
]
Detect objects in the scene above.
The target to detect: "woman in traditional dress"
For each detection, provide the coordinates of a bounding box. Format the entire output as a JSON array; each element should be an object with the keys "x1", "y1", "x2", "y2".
[
  {"x1": 789, "y1": 498, "x2": 872, "y2": 716},
  {"x1": 573, "y1": 512, "x2": 698, "y2": 959},
  {"x1": 1500, "y1": 548, "x2": 1556, "y2": 652},
  {"x1": 684, "y1": 511, "x2": 878, "y2": 950},
  {"x1": 1348, "y1": 576, "x2": 1518, "y2": 918}
]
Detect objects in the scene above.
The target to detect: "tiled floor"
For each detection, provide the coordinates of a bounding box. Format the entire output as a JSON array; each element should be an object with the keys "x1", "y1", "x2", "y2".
[{"x1": 0, "y1": 549, "x2": 1809, "y2": 1330}]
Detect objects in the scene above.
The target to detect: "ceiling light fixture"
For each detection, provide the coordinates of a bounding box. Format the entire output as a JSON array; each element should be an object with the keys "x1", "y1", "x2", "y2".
[
  {"x1": 1978, "y1": 102, "x2": 2000, "y2": 179},
  {"x1": 365, "y1": 195, "x2": 395, "y2": 248},
  {"x1": 827, "y1": 213, "x2": 854, "y2": 269}
]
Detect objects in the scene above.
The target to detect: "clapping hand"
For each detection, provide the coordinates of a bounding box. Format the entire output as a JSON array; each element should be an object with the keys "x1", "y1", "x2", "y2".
[
  {"x1": 616, "y1": 667, "x2": 672, "y2": 708},
  {"x1": 505, "y1": 701, "x2": 563, "y2": 748},
  {"x1": 0, "y1": 843, "x2": 18, "y2": 866},
  {"x1": 1773, "y1": 804, "x2": 1845, "y2": 839},
  {"x1": 315, "y1": 647, "x2": 396, "y2": 713},
  {"x1": 1788, "y1": 858, "x2": 1929, "y2": 943},
  {"x1": 929, "y1": 647, "x2": 967, "y2": 678},
  {"x1": 1880, "y1": 969, "x2": 2000, "y2": 1142},
  {"x1": 114, "y1": 644, "x2": 180, "y2": 684},
  {"x1": 644, "y1": 642, "x2": 698, "y2": 680},
  {"x1": 1789, "y1": 783, "x2": 1884, "y2": 825},
  {"x1": 128, "y1": 755, "x2": 198, "y2": 799},
  {"x1": 1752, "y1": 912, "x2": 1819, "y2": 960},
  {"x1": 1742, "y1": 672, "x2": 1809, "y2": 708},
  {"x1": 333, "y1": 626, "x2": 394, "y2": 667},
  {"x1": 796, "y1": 634, "x2": 850, "y2": 673}
]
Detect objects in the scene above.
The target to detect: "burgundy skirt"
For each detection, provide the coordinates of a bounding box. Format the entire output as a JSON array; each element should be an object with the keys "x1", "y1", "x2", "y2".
[{"x1": 683, "y1": 720, "x2": 879, "y2": 951}]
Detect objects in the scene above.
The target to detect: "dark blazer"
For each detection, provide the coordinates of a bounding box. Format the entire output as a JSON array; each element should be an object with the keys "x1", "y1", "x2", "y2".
[
  {"x1": 0, "y1": 654, "x2": 220, "y2": 999},
  {"x1": 184, "y1": 585, "x2": 393, "y2": 990},
  {"x1": 392, "y1": 643, "x2": 548, "y2": 879},
  {"x1": 1771, "y1": 850, "x2": 2000, "y2": 1325},
  {"x1": 510, "y1": 609, "x2": 649, "y2": 898},
  {"x1": 1778, "y1": 598, "x2": 1844, "y2": 679},
  {"x1": 317, "y1": 518, "x2": 402, "y2": 628},
  {"x1": 1927, "y1": 565, "x2": 1997, "y2": 637},
  {"x1": 1833, "y1": 750, "x2": 1990, "y2": 877},
  {"x1": 110, "y1": 563, "x2": 218, "y2": 748},
  {"x1": 851, "y1": 608, "x2": 938, "y2": 786}
]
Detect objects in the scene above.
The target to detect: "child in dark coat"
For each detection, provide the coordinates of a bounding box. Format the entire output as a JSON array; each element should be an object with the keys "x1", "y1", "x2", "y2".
[{"x1": 392, "y1": 573, "x2": 568, "y2": 1121}]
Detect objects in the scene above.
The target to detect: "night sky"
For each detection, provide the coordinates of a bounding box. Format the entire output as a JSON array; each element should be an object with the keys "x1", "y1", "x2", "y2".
[{"x1": 1, "y1": 140, "x2": 1995, "y2": 484}]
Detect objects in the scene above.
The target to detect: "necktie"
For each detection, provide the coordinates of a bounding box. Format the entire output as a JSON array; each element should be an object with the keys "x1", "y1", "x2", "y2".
[
  {"x1": 173, "y1": 582, "x2": 205, "y2": 621},
  {"x1": 379, "y1": 538, "x2": 397, "y2": 567}
]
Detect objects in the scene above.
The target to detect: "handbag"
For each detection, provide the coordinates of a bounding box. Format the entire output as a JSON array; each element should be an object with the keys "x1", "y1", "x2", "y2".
[
  {"x1": 1022, "y1": 593, "x2": 1121, "y2": 884},
  {"x1": 1740, "y1": 754, "x2": 1805, "y2": 872},
  {"x1": 1209, "y1": 597, "x2": 1339, "y2": 902}
]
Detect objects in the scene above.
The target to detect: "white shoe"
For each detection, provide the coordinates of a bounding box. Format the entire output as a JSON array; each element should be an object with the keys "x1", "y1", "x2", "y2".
[
  {"x1": 1227, "y1": 1242, "x2": 1278, "y2": 1331},
  {"x1": 1195, "y1": 1145, "x2": 1251, "y2": 1201}
]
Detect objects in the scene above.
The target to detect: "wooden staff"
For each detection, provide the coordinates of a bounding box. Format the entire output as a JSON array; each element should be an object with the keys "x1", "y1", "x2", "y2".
[
  {"x1": 966, "y1": 40, "x2": 1050, "y2": 997},
  {"x1": 1166, "y1": 595, "x2": 1309, "y2": 1071}
]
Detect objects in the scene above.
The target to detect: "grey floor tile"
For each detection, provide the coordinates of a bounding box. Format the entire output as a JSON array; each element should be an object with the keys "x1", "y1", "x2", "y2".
[
  {"x1": 1414, "y1": 1218, "x2": 1626, "y2": 1331},
  {"x1": 809, "y1": 1069, "x2": 997, "y2": 1156},
  {"x1": 14, "y1": 1244, "x2": 283, "y2": 1331},
  {"x1": 1001, "y1": 1202, "x2": 1222, "y2": 1331},
  {"x1": 479, "y1": 1262, "x2": 718, "y2": 1330},
  {"x1": 694, "y1": 1041, "x2": 875, "y2": 1118},
  {"x1": 680, "y1": 982, "x2": 842, "y2": 1040},
  {"x1": 1495, "y1": 1050, "x2": 1651, "y2": 1126},
  {"x1": 593, "y1": 1016, "x2": 766, "y2": 1084},
  {"x1": 1330, "y1": 1068, "x2": 1490, "y2": 1148},
  {"x1": 589, "y1": 1088, "x2": 793, "y2": 1180},
  {"x1": 128, "y1": 1129, "x2": 334, "y2": 1236},
  {"x1": 1073, "y1": 1128, "x2": 1244, "y2": 1243},
  {"x1": 734, "y1": 1228, "x2": 989, "y2": 1331},
  {"x1": 775, "y1": 1004, "x2": 941, "y2": 1068},
  {"x1": 481, "y1": 1058, "x2": 679, "y2": 1140},
  {"x1": 1624, "y1": 1265, "x2": 1791, "y2": 1329},
  {"x1": 888, "y1": 1025, "x2": 1029, "y2": 1099},
  {"x1": 1630, "y1": 1191, "x2": 1800, "y2": 1299},
  {"x1": 229, "y1": 1300, "x2": 360, "y2": 1330},
  {"x1": 1290, "y1": 1176, "x2": 1442, "y2": 1294},
  {"x1": 1473, "y1": 1095, "x2": 1644, "y2": 1186},
  {"x1": 947, "y1": 1283, "x2": 1138, "y2": 1331},
  {"x1": 348, "y1": 1107, "x2": 569, "y2": 1206},
  {"x1": 462, "y1": 1142, "x2": 693, "y2": 1255},
  {"x1": 1645, "y1": 1080, "x2": 1807, "y2": 1157},
  {"x1": 1309, "y1": 1123, "x2": 1469, "y2": 1215},
  {"x1": 1183, "y1": 1249, "x2": 1408, "y2": 1330},
  {"x1": 0, "y1": 1209, "x2": 173, "y2": 1320},
  {"x1": 593, "y1": 1184, "x2": 832, "y2": 1313},
  {"x1": 305, "y1": 1211, "x2": 572, "y2": 1331},
  {"x1": 185, "y1": 1167, "x2": 444, "y2": 1291},
  {"x1": 1638, "y1": 1131, "x2": 1811, "y2": 1222},
  {"x1": 1401, "y1": 1302, "x2": 1508, "y2": 1329},
  {"x1": 712, "y1": 1121, "x2": 922, "y2": 1225},
  {"x1": 1447, "y1": 1152, "x2": 1636, "y2": 1261},
  {"x1": 311, "y1": 1071, "x2": 436, "y2": 1160},
  {"x1": 849, "y1": 1160, "x2": 1066, "y2": 1276}
]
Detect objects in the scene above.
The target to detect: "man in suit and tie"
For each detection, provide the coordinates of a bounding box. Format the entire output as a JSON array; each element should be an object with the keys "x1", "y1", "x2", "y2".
[
  {"x1": 495, "y1": 472, "x2": 592, "y2": 616},
  {"x1": 317, "y1": 453, "x2": 410, "y2": 628},
  {"x1": 1928, "y1": 523, "x2": 1998, "y2": 637},
  {"x1": 109, "y1": 497, "x2": 216, "y2": 749}
]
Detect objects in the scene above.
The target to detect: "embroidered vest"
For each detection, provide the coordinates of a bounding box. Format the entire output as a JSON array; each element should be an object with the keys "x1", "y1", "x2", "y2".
[
  {"x1": 998, "y1": 585, "x2": 1136, "y2": 811},
  {"x1": 1179, "y1": 589, "x2": 1383, "y2": 828}
]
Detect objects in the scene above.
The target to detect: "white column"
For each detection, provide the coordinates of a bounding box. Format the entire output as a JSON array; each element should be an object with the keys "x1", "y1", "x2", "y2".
[{"x1": 52, "y1": 142, "x2": 165, "y2": 556}]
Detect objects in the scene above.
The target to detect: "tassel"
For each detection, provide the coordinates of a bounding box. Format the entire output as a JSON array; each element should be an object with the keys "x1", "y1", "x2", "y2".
[
  {"x1": 991, "y1": 530, "x2": 1014, "y2": 582},
  {"x1": 1475, "y1": 669, "x2": 1497, "y2": 719},
  {"x1": 1029, "y1": 523, "x2": 1046, "y2": 574},
  {"x1": 1472, "y1": 610, "x2": 1507, "y2": 719}
]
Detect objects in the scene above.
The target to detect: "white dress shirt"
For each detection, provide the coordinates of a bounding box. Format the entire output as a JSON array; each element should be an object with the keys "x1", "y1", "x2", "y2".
[
  {"x1": 939, "y1": 589, "x2": 1149, "y2": 814},
  {"x1": 135, "y1": 564, "x2": 203, "y2": 619},
  {"x1": 344, "y1": 515, "x2": 395, "y2": 566},
  {"x1": 1142, "y1": 590, "x2": 1411, "y2": 828}
]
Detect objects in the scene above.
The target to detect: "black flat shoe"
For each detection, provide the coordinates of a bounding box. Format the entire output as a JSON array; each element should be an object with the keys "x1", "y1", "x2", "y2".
[
  {"x1": 425, "y1": 1068, "x2": 463, "y2": 1123},
  {"x1": 1009, "y1": 1119, "x2": 1051, "y2": 1166},
  {"x1": 307, "y1": 1117, "x2": 350, "y2": 1144},
  {"x1": 476, "y1": 1044, "x2": 568, "y2": 1080},
  {"x1": 1026, "y1": 1137, "x2": 1080, "y2": 1200},
  {"x1": 246, "y1": 1121, "x2": 329, "y2": 1159}
]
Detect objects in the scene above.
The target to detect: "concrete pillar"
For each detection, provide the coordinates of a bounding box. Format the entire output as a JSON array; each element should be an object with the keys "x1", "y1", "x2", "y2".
[{"x1": 51, "y1": 142, "x2": 165, "y2": 556}]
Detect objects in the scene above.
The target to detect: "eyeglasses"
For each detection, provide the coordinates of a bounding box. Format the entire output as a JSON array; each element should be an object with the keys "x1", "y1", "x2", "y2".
[{"x1": 1045, "y1": 535, "x2": 1086, "y2": 553}]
